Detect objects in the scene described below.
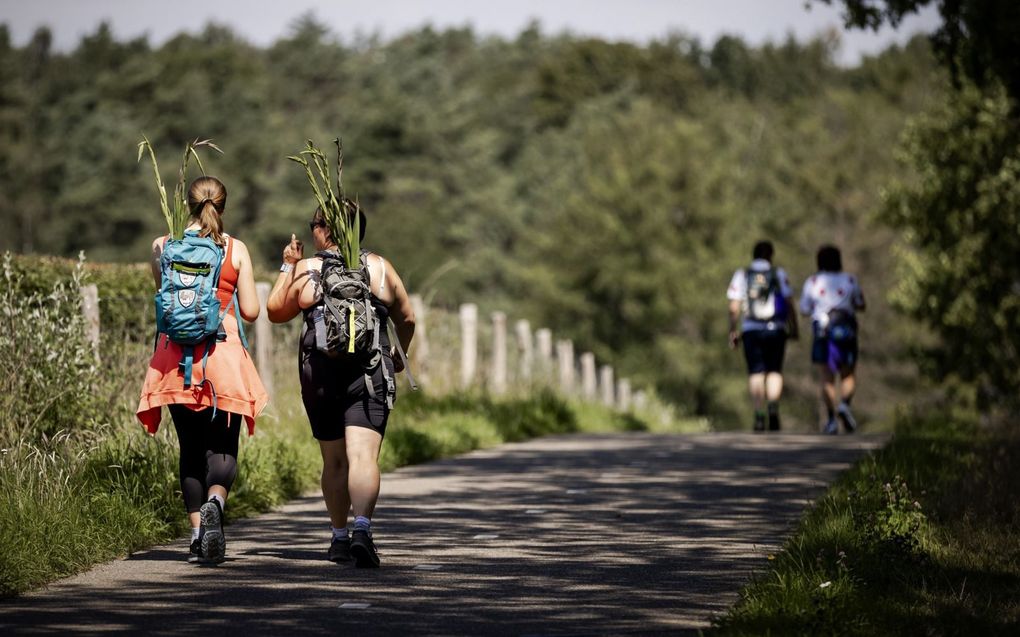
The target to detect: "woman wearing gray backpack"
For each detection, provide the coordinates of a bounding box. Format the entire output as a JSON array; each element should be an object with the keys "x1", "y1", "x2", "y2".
[
  {"x1": 137, "y1": 176, "x2": 268, "y2": 564},
  {"x1": 266, "y1": 204, "x2": 415, "y2": 568}
]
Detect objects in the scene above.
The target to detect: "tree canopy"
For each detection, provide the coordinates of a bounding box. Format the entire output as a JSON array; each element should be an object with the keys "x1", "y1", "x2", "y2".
[{"x1": 0, "y1": 18, "x2": 945, "y2": 423}]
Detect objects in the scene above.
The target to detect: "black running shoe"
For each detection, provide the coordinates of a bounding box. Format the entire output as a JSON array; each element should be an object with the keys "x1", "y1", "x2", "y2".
[
  {"x1": 199, "y1": 499, "x2": 226, "y2": 564},
  {"x1": 328, "y1": 537, "x2": 352, "y2": 563},
  {"x1": 350, "y1": 529, "x2": 380, "y2": 568},
  {"x1": 188, "y1": 538, "x2": 202, "y2": 563},
  {"x1": 768, "y1": 412, "x2": 781, "y2": 431},
  {"x1": 753, "y1": 413, "x2": 766, "y2": 432}
]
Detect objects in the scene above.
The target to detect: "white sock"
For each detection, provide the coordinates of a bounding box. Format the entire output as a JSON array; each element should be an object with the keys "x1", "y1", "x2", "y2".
[
  {"x1": 331, "y1": 526, "x2": 349, "y2": 541},
  {"x1": 191, "y1": 527, "x2": 201, "y2": 541},
  {"x1": 210, "y1": 494, "x2": 225, "y2": 511}
]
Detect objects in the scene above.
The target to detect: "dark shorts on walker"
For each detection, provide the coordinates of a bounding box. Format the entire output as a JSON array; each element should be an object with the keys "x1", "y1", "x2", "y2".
[
  {"x1": 812, "y1": 321, "x2": 859, "y2": 372},
  {"x1": 742, "y1": 329, "x2": 787, "y2": 374},
  {"x1": 299, "y1": 321, "x2": 395, "y2": 441}
]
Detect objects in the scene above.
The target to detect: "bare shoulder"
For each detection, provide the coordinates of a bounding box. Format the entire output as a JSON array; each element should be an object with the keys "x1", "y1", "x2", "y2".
[
  {"x1": 299, "y1": 256, "x2": 322, "y2": 272},
  {"x1": 367, "y1": 251, "x2": 395, "y2": 271},
  {"x1": 231, "y1": 236, "x2": 251, "y2": 257}
]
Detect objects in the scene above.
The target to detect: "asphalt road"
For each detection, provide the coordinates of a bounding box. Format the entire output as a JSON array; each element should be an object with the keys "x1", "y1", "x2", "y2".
[{"x1": 0, "y1": 432, "x2": 884, "y2": 636}]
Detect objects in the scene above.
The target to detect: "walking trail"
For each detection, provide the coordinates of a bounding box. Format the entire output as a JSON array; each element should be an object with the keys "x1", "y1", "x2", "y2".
[{"x1": 1, "y1": 432, "x2": 884, "y2": 636}]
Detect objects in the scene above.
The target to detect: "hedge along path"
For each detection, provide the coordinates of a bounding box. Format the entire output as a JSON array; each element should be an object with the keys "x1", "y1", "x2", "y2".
[{"x1": 0, "y1": 432, "x2": 884, "y2": 635}]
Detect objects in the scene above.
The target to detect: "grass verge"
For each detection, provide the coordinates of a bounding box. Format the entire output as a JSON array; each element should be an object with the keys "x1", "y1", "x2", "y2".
[{"x1": 710, "y1": 411, "x2": 1020, "y2": 636}]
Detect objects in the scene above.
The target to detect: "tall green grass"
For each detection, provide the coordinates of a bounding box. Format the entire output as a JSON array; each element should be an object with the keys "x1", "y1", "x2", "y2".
[
  {"x1": 136, "y1": 137, "x2": 222, "y2": 240},
  {"x1": 288, "y1": 138, "x2": 360, "y2": 266},
  {"x1": 710, "y1": 411, "x2": 1020, "y2": 636}
]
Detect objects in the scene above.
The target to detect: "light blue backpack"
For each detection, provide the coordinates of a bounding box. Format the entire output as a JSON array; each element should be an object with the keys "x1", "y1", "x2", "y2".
[{"x1": 154, "y1": 231, "x2": 247, "y2": 417}]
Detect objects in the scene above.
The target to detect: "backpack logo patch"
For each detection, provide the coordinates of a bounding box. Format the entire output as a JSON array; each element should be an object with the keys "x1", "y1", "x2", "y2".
[
  {"x1": 178, "y1": 289, "x2": 197, "y2": 308},
  {"x1": 178, "y1": 272, "x2": 196, "y2": 287}
]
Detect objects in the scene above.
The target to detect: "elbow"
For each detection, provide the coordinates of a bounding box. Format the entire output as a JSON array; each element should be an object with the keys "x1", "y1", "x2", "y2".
[
  {"x1": 267, "y1": 305, "x2": 287, "y2": 324},
  {"x1": 240, "y1": 302, "x2": 260, "y2": 323}
]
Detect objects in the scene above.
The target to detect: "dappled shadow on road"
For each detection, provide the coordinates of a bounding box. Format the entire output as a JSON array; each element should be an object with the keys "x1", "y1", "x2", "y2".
[{"x1": 0, "y1": 433, "x2": 882, "y2": 636}]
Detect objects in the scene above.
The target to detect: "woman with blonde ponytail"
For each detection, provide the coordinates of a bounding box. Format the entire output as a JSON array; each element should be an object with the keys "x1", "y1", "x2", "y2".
[{"x1": 137, "y1": 175, "x2": 268, "y2": 564}]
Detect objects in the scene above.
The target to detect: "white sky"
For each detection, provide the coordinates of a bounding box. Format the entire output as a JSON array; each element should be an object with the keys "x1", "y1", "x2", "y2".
[{"x1": 0, "y1": 0, "x2": 940, "y2": 66}]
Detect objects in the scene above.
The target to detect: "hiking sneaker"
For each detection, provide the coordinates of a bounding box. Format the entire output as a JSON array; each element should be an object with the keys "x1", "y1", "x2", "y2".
[
  {"x1": 823, "y1": 418, "x2": 839, "y2": 435},
  {"x1": 753, "y1": 413, "x2": 766, "y2": 433},
  {"x1": 188, "y1": 538, "x2": 202, "y2": 564},
  {"x1": 768, "y1": 411, "x2": 781, "y2": 432},
  {"x1": 328, "y1": 536, "x2": 352, "y2": 564},
  {"x1": 199, "y1": 499, "x2": 226, "y2": 564},
  {"x1": 837, "y1": 403, "x2": 858, "y2": 433},
  {"x1": 350, "y1": 530, "x2": 380, "y2": 568}
]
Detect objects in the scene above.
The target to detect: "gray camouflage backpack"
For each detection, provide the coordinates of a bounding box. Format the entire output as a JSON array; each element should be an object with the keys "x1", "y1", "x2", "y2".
[{"x1": 311, "y1": 249, "x2": 415, "y2": 407}]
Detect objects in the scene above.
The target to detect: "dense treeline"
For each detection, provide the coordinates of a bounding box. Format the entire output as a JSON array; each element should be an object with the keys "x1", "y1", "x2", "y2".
[{"x1": 0, "y1": 17, "x2": 945, "y2": 424}]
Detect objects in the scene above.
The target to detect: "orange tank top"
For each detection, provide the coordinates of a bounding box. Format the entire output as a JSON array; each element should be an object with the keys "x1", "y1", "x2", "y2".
[{"x1": 215, "y1": 236, "x2": 238, "y2": 310}]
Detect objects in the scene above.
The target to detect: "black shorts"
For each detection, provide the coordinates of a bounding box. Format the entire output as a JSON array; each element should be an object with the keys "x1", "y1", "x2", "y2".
[
  {"x1": 742, "y1": 329, "x2": 787, "y2": 374},
  {"x1": 299, "y1": 347, "x2": 395, "y2": 441}
]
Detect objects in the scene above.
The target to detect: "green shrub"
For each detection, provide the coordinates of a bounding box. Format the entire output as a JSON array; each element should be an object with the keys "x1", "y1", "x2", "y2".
[
  {"x1": 7, "y1": 253, "x2": 152, "y2": 341},
  {"x1": 0, "y1": 254, "x2": 105, "y2": 441}
]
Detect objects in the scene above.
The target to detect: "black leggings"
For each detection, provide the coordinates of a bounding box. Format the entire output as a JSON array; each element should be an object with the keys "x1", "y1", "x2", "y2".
[{"x1": 169, "y1": 405, "x2": 242, "y2": 514}]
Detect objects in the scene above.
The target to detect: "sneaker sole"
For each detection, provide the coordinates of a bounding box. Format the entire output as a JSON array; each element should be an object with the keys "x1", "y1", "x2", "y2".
[
  {"x1": 350, "y1": 543, "x2": 380, "y2": 568},
  {"x1": 201, "y1": 530, "x2": 225, "y2": 564},
  {"x1": 838, "y1": 411, "x2": 858, "y2": 433},
  {"x1": 199, "y1": 503, "x2": 226, "y2": 564}
]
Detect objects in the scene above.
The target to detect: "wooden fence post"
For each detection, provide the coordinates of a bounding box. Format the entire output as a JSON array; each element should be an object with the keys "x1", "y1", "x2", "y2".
[
  {"x1": 409, "y1": 294, "x2": 429, "y2": 388},
  {"x1": 254, "y1": 282, "x2": 274, "y2": 402},
  {"x1": 515, "y1": 319, "x2": 533, "y2": 384},
  {"x1": 536, "y1": 328, "x2": 552, "y2": 380},
  {"x1": 616, "y1": 378, "x2": 632, "y2": 412},
  {"x1": 556, "y1": 339, "x2": 575, "y2": 395},
  {"x1": 460, "y1": 303, "x2": 478, "y2": 389},
  {"x1": 580, "y1": 352, "x2": 597, "y2": 401},
  {"x1": 491, "y1": 311, "x2": 507, "y2": 395},
  {"x1": 633, "y1": 390, "x2": 648, "y2": 412},
  {"x1": 600, "y1": 365, "x2": 614, "y2": 407},
  {"x1": 80, "y1": 284, "x2": 100, "y2": 363}
]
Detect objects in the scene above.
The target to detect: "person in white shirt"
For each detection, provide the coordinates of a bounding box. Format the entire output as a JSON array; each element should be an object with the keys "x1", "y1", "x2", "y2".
[
  {"x1": 799, "y1": 245, "x2": 866, "y2": 434},
  {"x1": 727, "y1": 241, "x2": 798, "y2": 431}
]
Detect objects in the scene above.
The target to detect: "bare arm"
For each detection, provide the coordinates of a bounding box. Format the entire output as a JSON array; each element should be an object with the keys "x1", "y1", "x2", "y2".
[
  {"x1": 784, "y1": 296, "x2": 799, "y2": 340},
  {"x1": 384, "y1": 259, "x2": 415, "y2": 370},
  {"x1": 232, "y1": 239, "x2": 260, "y2": 322},
  {"x1": 267, "y1": 234, "x2": 306, "y2": 323},
  {"x1": 728, "y1": 299, "x2": 741, "y2": 349},
  {"x1": 149, "y1": 237, "x2": 163, "y2": 288}
]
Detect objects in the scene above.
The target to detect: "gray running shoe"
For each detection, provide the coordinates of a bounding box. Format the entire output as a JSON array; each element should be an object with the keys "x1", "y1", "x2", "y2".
[
  {"x1": 824, "y1": 418, "x2": 839, "y2": 435},
  {"x1": 199, "y1": 499, "x2": 226, "y2": 564},
  {"x1": 350, "y1": 529, "x2": 380, "y2": 568},
  {"x1": 188, "y1": 538, "x2": 202, "y2": 563},
  {"x1": 837, "y1": 403, "x2": 858, "y2": 433}
]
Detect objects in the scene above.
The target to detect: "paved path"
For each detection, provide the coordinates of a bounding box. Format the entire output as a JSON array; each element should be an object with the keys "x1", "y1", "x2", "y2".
[{"x1": 1, "y1": 432, "x2": 884, "y2": 635}]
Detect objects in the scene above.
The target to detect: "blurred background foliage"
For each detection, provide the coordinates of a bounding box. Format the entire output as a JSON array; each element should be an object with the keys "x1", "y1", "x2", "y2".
[{"x1": 0, "y1": 16, "x2": 958, "y2": 427}]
